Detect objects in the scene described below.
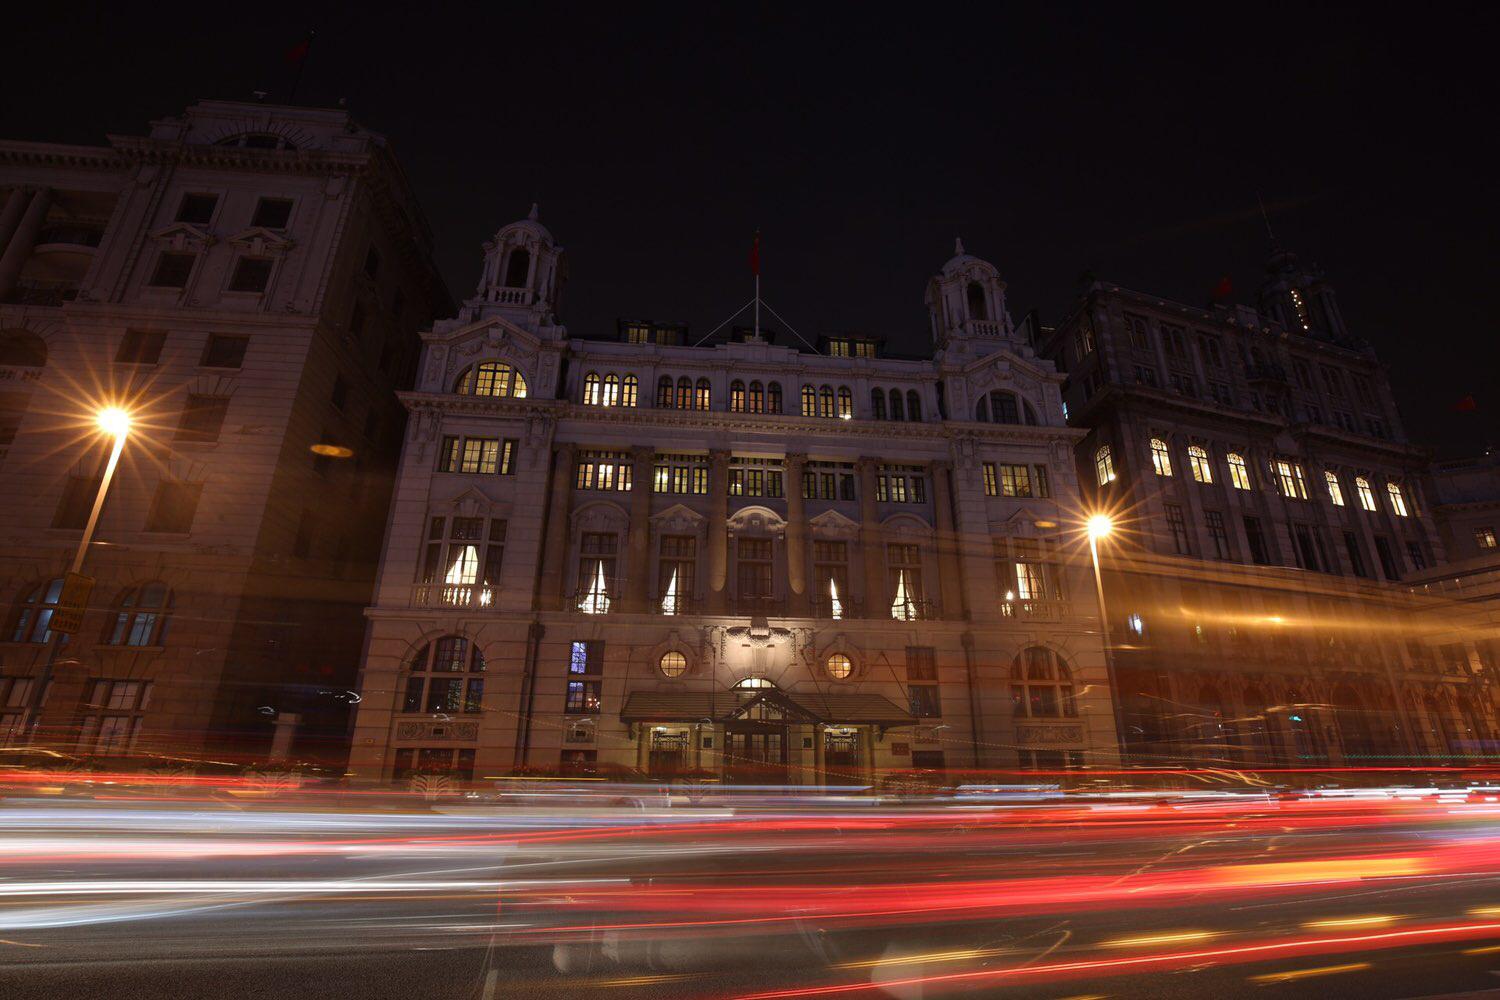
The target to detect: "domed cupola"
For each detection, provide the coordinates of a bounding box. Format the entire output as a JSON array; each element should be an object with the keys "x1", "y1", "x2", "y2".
[
  {"x1": 925, "y1": 238, "x2": 1015, "y2": 349},
  {"x1": 1257, "y1": 243, "x2": 1351, "y2": 344},
  {"x1": 468, "y1": 204, "x2": 568, "y2": 335}
]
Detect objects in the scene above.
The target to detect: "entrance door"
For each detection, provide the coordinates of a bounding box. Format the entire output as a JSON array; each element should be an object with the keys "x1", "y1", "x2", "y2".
[
  {"x1": 724, "y1": 723, "x2": 787, "y2": 784},
  {"x1": 824, "y1": 730, "x2": 860, "y2": 780}
]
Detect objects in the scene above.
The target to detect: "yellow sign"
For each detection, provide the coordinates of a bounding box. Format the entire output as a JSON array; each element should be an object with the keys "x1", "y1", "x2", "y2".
[{"x1": 49, "y1": 572, "x2": 95, "y2": 635}]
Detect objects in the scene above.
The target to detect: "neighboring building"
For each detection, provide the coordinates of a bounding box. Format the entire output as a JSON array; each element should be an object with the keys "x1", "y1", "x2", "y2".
[
  {"x1": 1041, "y1": 247, "x2": 1494, "y2": 765},
  {"x1": 0, "y1": 101, "x2": 448, "y2": 763},
  {"x1": 1431, "y1": 451, "x2": 1500, "y2": 563},
  {"x1": 348, "y1": 223, "x2": 1119, "y2": 784}
]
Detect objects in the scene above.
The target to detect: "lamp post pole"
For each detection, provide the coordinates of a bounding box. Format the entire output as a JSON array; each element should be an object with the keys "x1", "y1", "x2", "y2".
[
  {"x1": 22, "y1": 411, "x2": 131, "y2": 743},
  {"x1": 1087, "y1": 518, "x2": 1128, "y2": 766}
]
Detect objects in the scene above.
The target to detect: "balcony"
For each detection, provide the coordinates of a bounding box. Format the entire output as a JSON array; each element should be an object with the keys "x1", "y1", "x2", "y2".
[
  {"x1": 658, "y1": 592, "x2": 702, "y2": 616},
  {"x1": 35, "y1": 224, "x2": 104, "y2": 250},
  {"x1": 731, "y1": 596, "x2": 787, "y2": 618},
  {"x1": 811, "y1": 595, "x2": 863, "y2": 620},
  {"x1": 968, "y1": 319, "x2": 1001, "y2": 337},
  {"x1": 891, "y1": 598, "x2": 942, "y2": 622},
  {"x1": 486, "y1": 286, "x2": 531, "y2": 305},
  {"x1": 999, "y1": 598, "x2": 1071, "y2": 621},
  {"x1": 411, "y1": 583, "x2": 499, "y2": 609},
  {"x1": 2, "y1": 281, "x2": 79, "y2": 307}
]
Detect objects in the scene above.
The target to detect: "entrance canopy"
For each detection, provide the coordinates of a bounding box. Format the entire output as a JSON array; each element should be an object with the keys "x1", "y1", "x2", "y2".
[{"x1": 620, "y1": 688, "x2": 917, "y2": 729}]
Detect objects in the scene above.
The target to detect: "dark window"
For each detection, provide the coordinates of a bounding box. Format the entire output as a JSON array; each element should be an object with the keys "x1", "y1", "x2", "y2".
[
  {"x1": 251, "y1": 198, "x2": 293, "y2": 229},
  {"x1": 53, "y1": 474, "x2": 102, "y2": 529},
  {"x1": 909, "y1": 685, "x2": 942, "y2": 718},
  {"x1": 331, "y1": 376, "x2": 348, "y2": 411},
  {"x1": 0, "y1": 331, "x2": 46, "y2": 366},
  {"x1": 1344, "y1": 531, "x2": 1369, "y2": 578},
  {"x1": 175, "y1": 395, "x2": 229, "y2": 444},
  {"x1": 201, "y1": 334, "x2": 248, "y2": 369},
  {"x1": 1292, "y1": 523, "x2": 1323, "y2": 572},
  {"x1": 116, "y1": 329, "x2": 165, "y2": 365},
  {"x1": 363, "y1": 245, "x2": 381, "y2": 278},
  {"x1": 228, "y1": 257, "x2": 273, "y2": 293},
  {"x1": 1373, "y1": 535, "x2": 1399, "y2": 580},
  {"x1": 149, "y1": 253, "x2": 196, "y2": 288},
  {"x1": 1206, "y1": 510, "x2": 1231, "y2": 559},
  {"x1": 1243, "y1": 516, "x2": 1270, "y2": 565},
  {"x1": 1406, "y1": 541, "x2": 1427, "y2": 571},
  {"x1": 176, "y1": 194, "x2": 218, "y2": 225},
  {"x1": 144, "y1": 481, "x2": 202, "y2": 533},
  {"x1": 906, "y1": 646, "x2": 939, "y2": 714},
  {"x1": 1164, "y1": 503, "x2": 1191, "y2": 555},
  {"x1": 504, "y1": 248, "x2": 530, "y2": 287}
]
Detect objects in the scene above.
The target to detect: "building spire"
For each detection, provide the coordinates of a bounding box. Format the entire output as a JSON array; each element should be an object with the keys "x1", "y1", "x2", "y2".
[
  {"x1": 527, "y1": 202, "x2": 539, "y2": 221},
  {"x1": 954, "y1": 237, "x2": 965, "y2": 256}
]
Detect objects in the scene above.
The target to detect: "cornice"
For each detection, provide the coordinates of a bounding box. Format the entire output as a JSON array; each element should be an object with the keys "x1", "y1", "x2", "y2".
[
  {"x1": 0, "y1": 140, "x2": 126, "y2": 171},
  {"x1": 398, "y1": 391, "x2": 1087, "y2": 444},
  {"x1": 107, "y1": 136, "x2": 375, "y2": 176}
]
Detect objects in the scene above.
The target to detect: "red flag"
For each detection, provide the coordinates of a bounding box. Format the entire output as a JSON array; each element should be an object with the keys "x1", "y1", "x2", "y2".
[
  {"x1": 1454, "y1": 394, "x2": 1478, "y2": 413},
  {"x1": 749, "y1": 231, "x2": 760, "y2": 277},
  {"x1": 1209, "y1": 275, "x2": 1233, "y2": 302},
  {"x1": 284, "y1": 37, "x2": 311, "y2": 65}
]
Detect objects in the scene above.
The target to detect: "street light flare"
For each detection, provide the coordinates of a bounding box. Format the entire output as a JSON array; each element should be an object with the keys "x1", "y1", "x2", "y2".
[
  {"x1": 1086, "y1": 514, "x2": 1114, "y2": 540},
  {"x1": 96, "y1": 406, "x2": 132, "y2": 438}
]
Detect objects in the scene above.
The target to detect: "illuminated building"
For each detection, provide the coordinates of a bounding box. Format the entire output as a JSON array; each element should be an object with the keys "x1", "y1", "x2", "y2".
[
  {"x1": 1042, "y1": 248, "x2": 1494, "y2": 764},
  {"x1": 0, "y1": 101, "x2": 447, "y2": 760},
  {"x1": 348, "y1": 224, "x2": 1120, "y2": 783}
]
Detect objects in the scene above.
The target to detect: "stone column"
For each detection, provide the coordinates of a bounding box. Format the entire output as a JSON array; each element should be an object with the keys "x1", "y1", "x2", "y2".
[
  {"x1": 0, "y1": 188, "x2": 51, "y2": 301},
  {"x1": 857, "y1": 457, "x2": 885, "y2": 618},
  {"x1": 537, "y1": 443, "x2": 576, "y2": 611},
  {"x1": 929, "y1": 461, "x2": 965, "y2": 620},
  {"x1": 626, "y1": 446, "x2": 655, "y2": 611},
  {"x1": 784, "y1": 453, "x2": 810, "y2": 616},
  {"x1": 707, "y1": 450, "x2": 730, "y2": 613}
]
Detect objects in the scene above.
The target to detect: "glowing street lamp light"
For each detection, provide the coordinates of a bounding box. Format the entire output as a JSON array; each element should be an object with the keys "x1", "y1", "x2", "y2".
[
  {"x1": 96, "y1": 406, "x2": 132, "y2": 439},
  {"x1": 1087, "y1": 513, "x2": 1114, "y2": 540}
]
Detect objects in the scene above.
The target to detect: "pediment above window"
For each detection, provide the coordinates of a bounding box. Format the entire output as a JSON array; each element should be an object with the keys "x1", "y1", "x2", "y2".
[
  {"x1": 439, "y1": 486, "x2": 499, "y2": 518},
  {"x1": 226, "y1": 226, "x2": 294, "y2": 256},
  {"x1": 148, "y1": 222, "x2": 214, "y2": 251},
  {"x1": 808, "y1": 509, "x2": 859, "y2": 538},
  {"x1": 726, "y1": 504, "x2": 787, "y2": 537},
  {"x1": 651, "y1": 503, "x2": 706, "y2": 534}
]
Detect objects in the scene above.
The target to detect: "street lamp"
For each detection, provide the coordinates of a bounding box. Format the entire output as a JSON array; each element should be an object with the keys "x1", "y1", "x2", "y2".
[
  {"x1": 1085, "y1": 513, "x2": 1128, "y2": 763},
  {"x1": 20, "y1": 406, "x2": 134, "y2": 742}
]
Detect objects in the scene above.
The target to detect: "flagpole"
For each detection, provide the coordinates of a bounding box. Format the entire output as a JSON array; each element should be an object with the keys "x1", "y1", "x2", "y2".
[{"x1": 754, "y1": 273, "x2": 760, "y2": 340}]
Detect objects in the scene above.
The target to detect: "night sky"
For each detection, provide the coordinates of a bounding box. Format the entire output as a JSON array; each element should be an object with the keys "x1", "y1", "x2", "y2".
[{"x1": 10, "y1": 5, "x2": 1497, "y2": 457}]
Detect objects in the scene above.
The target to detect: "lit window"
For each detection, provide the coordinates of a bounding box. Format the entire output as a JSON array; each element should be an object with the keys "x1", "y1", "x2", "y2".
[
  {"x1": 621, "y1": 374, "x2": 638, "y2": 407},
  {"x1": 104, "y1": 582, "x2": 171, "y2": 646},
  {"x1": 455, "y1": 361, "x2": 528, "y2": 398},
  {"x1": 1126, "y1": 613, "x2": 1144, "y2": 637},
  {"x1": 8, "y1": 578, "x2": 65, "y2": 644},
  {"x1": 1010, "y1": 647, "x2": 1076, "y2": 719},
  {"x1": 583, "y1": 372, "x2": 601, "y2": 405},
  {"x1": 1150, "y1": 438, "x2": 1173, "y2": 477},
  {"x1": 1187, "y1": 445, "x2": 1213, "y2": 483},
  {"x1": 1227, "y1": 453, "x2": 1252, "y2": 491},
  {"x1": 1477, "y1": 528, "x2": 1498, "y2": 550},
  {"x1": 1094, "y1": 445, "x2": 1115, "y2": 485},
  {"x1": 1355, "y1": 476, "x2": 1377, "y2": 511},
  {"x1": 826, "y1": 653, "x2": 853, "y2": 680},
  {"x1": 1275, "y1": 460, "x2": 1308, "y2": 499},
  {"x1": 400, "y1": 637, "x2": 486, "y2": 715},
  {"x1": 1325, "y1": 471, "x2": 1345, "y2": 506},
  {"x1": 982, "y1": 462, "x2": 998, "y2": 497},
  {"x1": 837, "y1": 386, "x2": 853, "y2": 419},
  {"x1": 1387, "y1": 481, "x2": 1409, "y2": 517},
  {"x1": 659, "y1": 651, "x2": 687, "y2": 677},
  {"x1": 602, "y1": 373, "x2": 619, "y2": 406}
]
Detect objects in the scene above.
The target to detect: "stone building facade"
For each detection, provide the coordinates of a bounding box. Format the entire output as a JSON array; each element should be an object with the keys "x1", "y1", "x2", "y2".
[
  {"x1": 0, "y1": 101, "x2": 447, "y2": 763},
  {"x1": 348, "y1": 221, "x2": 1119, "y2": 783},
  {"x1": 1041, "y1": 249, "x2": 1494, "y2": 765}
]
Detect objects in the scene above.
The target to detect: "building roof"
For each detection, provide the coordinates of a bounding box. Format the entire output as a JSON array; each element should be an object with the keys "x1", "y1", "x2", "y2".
[{"x1": 619, "y1": 689, "x2": 916, "y2": 726}]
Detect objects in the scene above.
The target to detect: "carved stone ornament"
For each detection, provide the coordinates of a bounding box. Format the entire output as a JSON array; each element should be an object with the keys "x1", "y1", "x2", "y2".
[
  {"x1": 807, "y1": 509, "x2": 859, "y2": 539},
  {"x1": 726, "y1": 621, "x2": 794, "y2": 650},
  {"x1": 1015, "y1": 723, "x2": 1084, "y2": 746},
  {"x1": 395, "y1": 721, "x2": 479, "y2": 741},
  {"x1": 653, "y1": 503, "x2": 707, "y2": 535},
  {"x1": 571, "y1": 500, "x2": 630, "y2": 532},
  {"x1": 726, "y1": 505, "x2": 787, "y2": 538}
]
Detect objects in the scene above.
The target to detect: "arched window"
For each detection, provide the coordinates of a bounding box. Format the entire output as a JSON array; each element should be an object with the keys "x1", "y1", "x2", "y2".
[
  {"x1": 9, "y1": 578, "x2": 64, "y2": 644},
  {"x1": 401, "y1": 636, "x2": 486, "y2": 714},
  {"x1": 907, "y1": 390, "x2": 922, "y2": 422},
  {"x1": 1355, "y1": 476, "x2": 1377, "y2": 511},
  {"x1": 748, "y1": 381, "x2": 764, "y2": 413},
  {"x1": 503, "y1": 248, "x2": 530, "y2": 288},
  {"x1": 889, "y1": 389, "x2": 904, "y2": 421},
  {"x1": 694, "y1": 378, "x2": 711, "y2": 410},
  {"x1": 730, "y1": 380, "x2": 746, "y2": 412},
  {"x1": 967, "y1": 281, "x2": 988, "y2": 320},
  {"x1": 1227, "y1": 453, "x2": 1252, "y2": 490},
  {"x1": 105, "y1": 582, "x2": 171, "y2": 647},
  {"x1": 826, "y1": 652, "x2": 853, "y2": 680},
  {"x1": 1150, "y1": 438, "x2": 1173, "y2": 476},
  {"x1": 836, "y1": 386, "x2": 853, "y2": 419},
  {"x1": 1325, "y1": 470, "x2": 1345, "y2": 506},
  {"x1": 1187, "y1": 445, "x2": 1213, "y2": 483},
  {"x1": 1021, "y1": 399, "x2": 1038, "y2": 425},
  {"x1": 675, "y1": 376, "x2": 692, "y2": 410},
  {"x1": 602, "y1": 373, "x2": 620, "y2": 406},
  {"x1": 1011, "y1": 646, "x2": 1076, "y2": 718},
  {"x1": 988, "y1": 391, "x2": 1021, "y2": 424},
  {"x1": 659, "y1": 650, "x2": 688, "y2": 677},
  {"x1": 0, "y1": 329, "x2": 46, "y2": 367},
  {"x1": 818, "y1": 385, "x2": 835, "y2": 418},
  {"x1": 582, "y1": 372, "x2": 601, "y2": 406},
  {"x1": 767, "y1": 382, "x2": 783, "y2": 414},
  {"x1": 621, "y1": 374, "x2": 639, "y2": 408},
  {"x1": 871, "y1": 389, "x2": 887, "y2": 420},
  {"x1": 975, "y1": 396, "x2": 989, "y2": 422},
  {"x1": 1387, "y1": 481, "x2": 1409, "y2": 517},
  {"x1": 455, "y1": 361, "x2": 528, "y2": 398},
  {"x1": 1095, "y1": 445, "x2": 1116, "y2": 485},
  {"x1": 656, "y1": 376, "x2": 673, "y2": 408},
  {"x1": 801, "y1": 385, "x2": 817, "y2": 416}
]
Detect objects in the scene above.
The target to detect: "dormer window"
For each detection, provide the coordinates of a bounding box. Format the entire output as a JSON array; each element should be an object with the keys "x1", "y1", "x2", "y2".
[
  {"x1": 967, "y1": 282, "x2": 988, "y2": 320},
  {"x1": 503, "y1": 248, "x2": 530, "y2": 288}
]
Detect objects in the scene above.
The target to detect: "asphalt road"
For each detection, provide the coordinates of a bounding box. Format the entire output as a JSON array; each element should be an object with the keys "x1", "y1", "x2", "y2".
[{"x1": 4, "y1": 792, "x2": 1500, "y2": 999}]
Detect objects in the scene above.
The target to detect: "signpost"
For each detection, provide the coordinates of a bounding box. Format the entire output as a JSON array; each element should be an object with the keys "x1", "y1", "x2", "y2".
[{"x1": 49, "y1": 572, "x2": 95, "y2": 635}]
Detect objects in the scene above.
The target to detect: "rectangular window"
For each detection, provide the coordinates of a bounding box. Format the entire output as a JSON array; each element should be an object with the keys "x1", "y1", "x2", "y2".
[
  {"x1": 1373, "y1": 535, "x2": 1399, "y2": 580},
  {"x1": 439, "y1": 437, "x2": 515, "y2": 474},
  {"x1": 569, "y1": 640, "x2": 603, "y2": 675},
  {"x1": 1244, "y1": 516, "x2": 1270, "y2": 565},
  {"x1": 1124, "y1": 313, "x2": 1150, "y2": 349},
  {"x1": 53, "y1": 474, "x2": 102, "y2": 529},
  {"x1": 565, "y1": 680, "x2": 602, "y2": 715},
  {"x1": 577, "y1": 534, "x2": 618, "y2": 610},
  {"x1": 1477, "y1": 527, "x2": 1498, "y2": 551},
  {"x1": 877, "y1": 465, "x2": 925, "y2": 504},
  {"x1": 175, "y1": 395, "x2": 229, "y2": 443},
  {"x1": 1325, "y1": 471, "x2": 1346, "y2": 506},
  {"x1": 417, "y1": 516, "x2": 505, "y2": 606},
  {"x1": 149, "y1": 252, "x2": 195, "y2": 288},
  {"x1": 1033, "y1": 465, "x2": 1050, "y2": 498},
  {"x1": 144, "y1": 481, "x2": 202, "y2": 533},
  {"x1": 1164, "y1": 503, "x2": 1191, "y2": 555},
  {"x1": 176, "y1": 193, "x2": 217, "y2": 224},
  {"x1": 1344, "y1": 531, "x2": 1369, "y2": 578},
  {"x1": 727, "y1": 457, "x2": 784, "y2": 498},
  {"x1": 736, "y1": 537, "x2": 774, "y2": 602},
  {"x1": 982, "y1": 462, "x2": 998, "y2": 496},
  {"x1": 1275, "y1": 460, "x2": 1309, "y2": 499},
  {"x1": 908, "y1": 685, "x2": 941, "y2": 718},
  {"x1": 997, "y1": 464, "x2": 1032, "y2": 497},
  {"x1": 228, "y1": 257, "x2": 273, "y2": 293},
  {"x1": 252, "y1": 197, "x2": 294, "y2": 229},
  {"x1": 116, "y1": 329, "x2": 166, "y2": 365},
  {"x1": 576, "y1": 451, "x2": 632, "y2": 491},
  {"x1": 1406, "y1": 541, "x2": 1427, "y2": 571},
  {"x1": 1206, "y1": 510, "x2": 1231, "y2": 559},
  {"x1": 1292, "y1": 523, "x2": 1323, "y2": 572},
  {"x1": 658, "y1": 535, "x2": 696, "y2": 614},
  {"x1": 201, "y1": 334, "x2": 249, "y2": 368},
  {"x1": 887, "y1": 543, "x2": 925, "y2": 619}
]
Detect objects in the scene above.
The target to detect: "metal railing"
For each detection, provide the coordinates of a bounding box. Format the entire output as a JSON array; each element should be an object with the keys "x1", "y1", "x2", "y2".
[{"x1": 36, "y1": 225, "x2": 103, "y2": 248}]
